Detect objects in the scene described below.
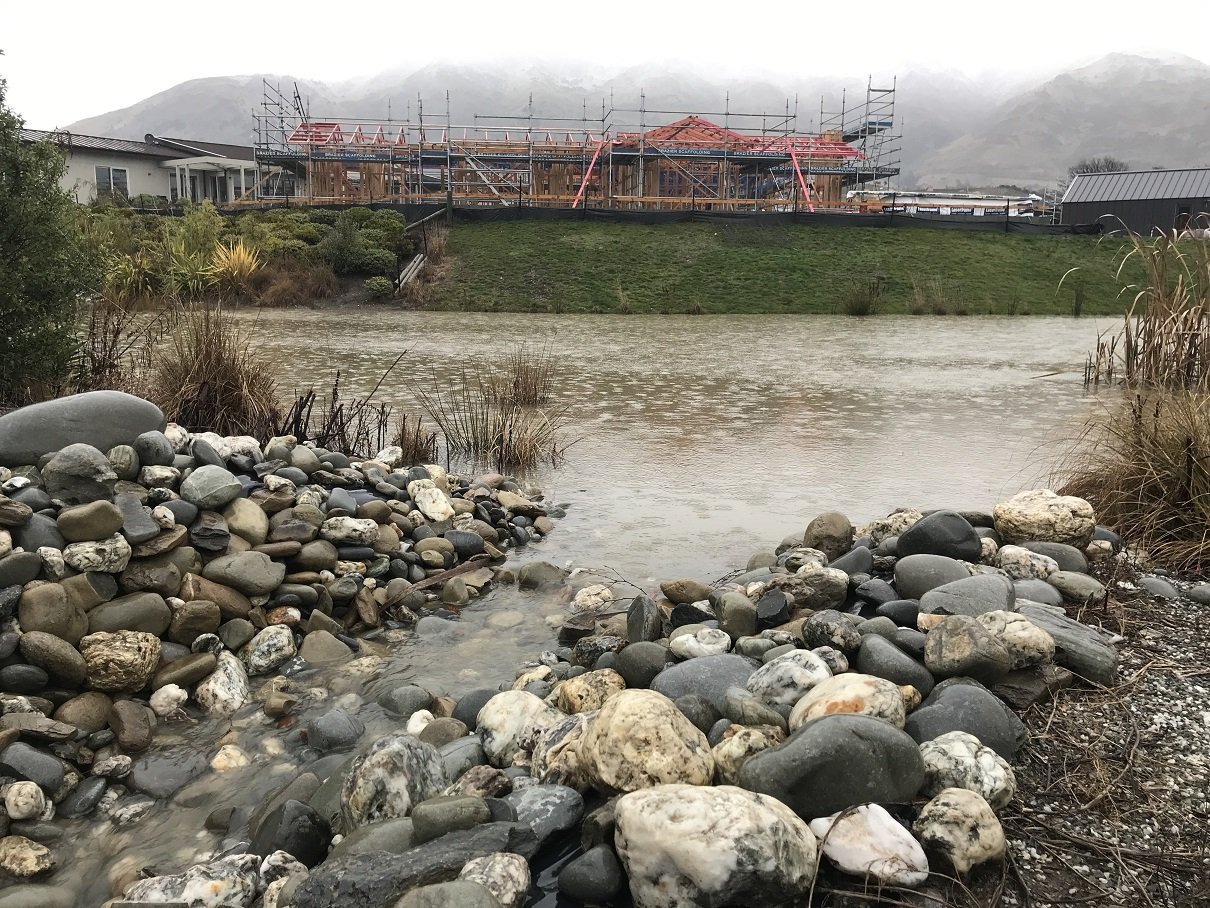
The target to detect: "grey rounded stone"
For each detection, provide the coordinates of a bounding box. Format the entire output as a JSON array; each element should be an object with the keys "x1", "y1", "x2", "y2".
[
  {"x1": 1013, "y1": 579, "x2": 1063, "y2": 606},
  {"x1": 738, "y1": 713, "x2": 925, "y2": 819},
  {"x1": 306, "y1": 708, "x2": 366, "y2": 753},
  {"x1": 0, "y1": 553, "x2": 43, "y2": 588},
  {"x1": 897, "y1": 510, "x2": 981, "y2": 562},
  {"x1": 180, "y1": 465, "x2": 242, "y2": 510},
  {"x1": 42, "y1": 444, "x2": 117, "y2": 505},
  {"x1": 0, "y1": 391, "x2": 165, "y2": 469},
  {"x1": 854, "y1": 633, "x2": 935, "y2": 696},
  {"x1": 202, "y1": 552, "x2": 286, "y2": 597},
  {"x1": 502, "y1": 783, "x2": 584, "y2": 844},
  {"x1": 558, "y1": 843, "x2": 624, "y2": 902},
  {"x1": 411, "y1": 796, "x2": 492, "y2": 845},
  {"x1": 87, "y1": 592, "x2": 171, "y2": 636},
  {"x1": 19, "y1": 631, "x2": 88, "y2": 685},
  {"x1": 650, "y1": 654, "x2": 757, "y2": 711},
  {"x1": 615, "y1": 641, "x2": 671, "y2": 689},
  {"x1": 894, "y1": 554, "x2": 971, "y2": 600},
  {"x1": 920, "y1": 573, "x2": 1015, "y2": 617},
  {"x1": 395, "y1": 881, "x2": 502, "y2": 908},
  {"x1": 904, "y1": 677, "x2": 1028, "y2": 759},
  {"x1": 57, "y1": 500, "x2": 124, "y2": 542},
  {"x1": 18, "y1": 584, "x2": 88, "y2": 645},
  {"x1": 452, "y1": 689, "x2": 496, "y2": 730},
  {"x1": 379, "y1": 684, "x2": 434, "y2": 720},
  {"x1": 133, "y1": 431, "x2": 176, "y2": 468}
]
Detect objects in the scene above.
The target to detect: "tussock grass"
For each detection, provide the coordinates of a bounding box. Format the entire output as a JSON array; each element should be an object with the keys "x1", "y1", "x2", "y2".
[
  {"x1": 1059, "y1": 392, "x2": 1210, "y2": 573},
  {"x1": 486, "y1": 343, "x2": 555, "y2": 406},
  {"x1": 840, "y1": 279, "x2": 881, "y2": 317},
  {"x1": 149, "y1": 305, "x2": 280, "y2": 437},
  {"x1": 1062, "y1": 232, "x2": 1210, "y2": 571}
]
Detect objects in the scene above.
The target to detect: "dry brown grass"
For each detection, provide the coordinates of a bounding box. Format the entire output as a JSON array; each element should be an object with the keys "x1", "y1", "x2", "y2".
[
  {"x1": 148, "y1": 305, "x2": 281, "y2": 437},
  {"x1": 485, "y1": 342, "x2": 555, "y2": 406},
  {"x1": 1059, "y1": 391, "x2": 1210, "y2": 573},
  {"x1": 252, "y1": 260, "x2": 339, "y2": 308}
]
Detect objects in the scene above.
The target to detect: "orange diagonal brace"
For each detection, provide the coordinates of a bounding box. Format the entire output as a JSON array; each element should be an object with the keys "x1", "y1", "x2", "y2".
[
  {"x1": 571, "y1": 140, "x2": 607, "y2": 210},
  {"x1": 787, "y1": 142, "x2": 814, "y2": 213}
]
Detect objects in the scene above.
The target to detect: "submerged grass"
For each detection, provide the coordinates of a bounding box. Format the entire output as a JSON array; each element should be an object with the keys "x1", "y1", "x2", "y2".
[{"x1": 426, "y1": 221, "x2": 1134, "y2": 315}]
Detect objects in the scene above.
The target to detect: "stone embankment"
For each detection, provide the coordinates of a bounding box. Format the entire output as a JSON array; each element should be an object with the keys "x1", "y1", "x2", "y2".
[{"x1": 0, "y1": 390, "x2": 1186, "y2": 908}]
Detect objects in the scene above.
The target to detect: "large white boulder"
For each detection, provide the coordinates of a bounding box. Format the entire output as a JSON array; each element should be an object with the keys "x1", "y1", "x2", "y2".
[
  {"x1": 993, "y1": 489, "x2": 1095, "y2": 547},
  {"x1": 808, "y1": 803, "x2": 929, "y2": 887}
]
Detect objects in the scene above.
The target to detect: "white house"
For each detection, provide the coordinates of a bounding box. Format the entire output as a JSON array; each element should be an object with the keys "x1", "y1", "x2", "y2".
[{"x1": 19, "y1": 129, "x2": 258, "y2": 206}]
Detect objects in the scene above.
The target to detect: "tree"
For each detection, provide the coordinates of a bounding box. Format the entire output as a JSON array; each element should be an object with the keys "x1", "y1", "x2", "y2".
[
  {"x1": 1067, "y1": 156, "x2": 1130, "y2": 183},
  {"x1": 0, "y1": 74, "x2": 99, "y2": 403}
]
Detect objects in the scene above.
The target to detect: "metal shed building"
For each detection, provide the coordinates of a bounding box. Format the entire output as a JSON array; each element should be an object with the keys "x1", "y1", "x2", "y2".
[{"x1": 1061, "y1": 168, "x2": 1210, "y2": 233}]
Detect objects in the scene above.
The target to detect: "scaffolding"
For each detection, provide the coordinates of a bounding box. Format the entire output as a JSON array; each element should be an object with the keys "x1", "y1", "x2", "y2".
[{"x1": 243, "y1": 78, "x2": 900, "y2": 211}]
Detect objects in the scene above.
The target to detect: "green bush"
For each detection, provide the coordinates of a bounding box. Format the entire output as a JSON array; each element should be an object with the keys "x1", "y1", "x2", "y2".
[
  {"x1": 0, "y1": 79, "x2": 101, "y2": 402},
  {"x1": 364, "y1": 276, "x2": 394, "y2": 298},
  {"x1": 306, "y1": 209, "x2": 339, "y2": 226},
  {"x1": 338, "y1": 207, "x2": 374, "y2": 227}
]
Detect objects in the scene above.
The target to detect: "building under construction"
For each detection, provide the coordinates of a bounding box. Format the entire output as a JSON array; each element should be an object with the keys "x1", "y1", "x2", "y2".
[{"x1": 247, "y1": 80, "x2": 899, "y2": 212}]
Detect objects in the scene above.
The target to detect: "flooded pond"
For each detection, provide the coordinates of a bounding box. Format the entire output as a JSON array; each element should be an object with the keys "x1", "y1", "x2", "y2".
[{"x1": 62, "y1": 311, "x2": 1113, "y2": 905}]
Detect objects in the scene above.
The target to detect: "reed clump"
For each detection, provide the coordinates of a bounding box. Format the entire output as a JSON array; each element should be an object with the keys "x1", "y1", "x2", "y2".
[
  {"x1": 486, "y1": 342, "x2": 555, "y2": 406},
  {"x1": 148, "y1": 305, "x2": 281, "y2": 438},
  {"x1": 840, "y1": 279, "x2": 882, "y2": 317},
  {"x1": 1062, "y1": 231, "x2": 1210, "y2": 571},
  {"x1": 412, "y1": 352, "x2": 571, "y2": 471}
]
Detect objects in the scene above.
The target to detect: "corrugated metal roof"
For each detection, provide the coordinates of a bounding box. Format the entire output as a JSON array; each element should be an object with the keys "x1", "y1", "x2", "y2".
[
  {"x1": 148, "y1": 135, "x2": 255, "y2": 160},
  {"x1": 19, "y1": 128, "x2": 179, "y2": 158},
  {"x1": 1063, "y1": 168, "x2": 1210, "y2": 205}
]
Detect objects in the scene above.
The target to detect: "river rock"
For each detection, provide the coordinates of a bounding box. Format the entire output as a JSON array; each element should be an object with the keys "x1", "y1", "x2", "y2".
[
  {"x1": 711, "y1": 724, "x2": 784, "y2": 785},
  {"x1": 460, "y1": 852, "x2": 530, "y2": 908},
  {"x1": 924, "y1": 614, "x2": 1013, "y2": 684},
  {"x1": 1021, "y1": 541, "x2": 1088, "y2": 573},
  {"x1": 395, "y1": 881, "x2": 500, "y2": 908},
  {"x1": 768, "y1": 562, "x2": 847, "y2": 610},
  {"x1": 581, "y1": 689, "x2": 713, "y2": 793},
  {"x1": 669, "y1": 627, "x2": 730, "y2": 659},
  {"x1": 203, "y1": 551, "x2": 285, "y2": 597},
  {"x1": 79, "y1": 631, "x2": 160, "y2": 692},
  {"x1": 109, "y1": 697, "x2": 154, "y2": 751},
  {"x1": 125, "y1": 853, "x2": 260, "y2": 907},
  {"x1": 409, "y1": 480, "x2": 455, "y2": 521},
  {"x1": 996, "y1": 544, "x2": 1059, "y2": 580},
  {"x1": 913, "y1": 788, "x2": 1005, "y2": 873},
  {"x1": 88, "y1": 591, "x2": 171, "y2": 635},
  {"x1": 306, "y1": 708, "x2": 366, "y2": 753},
  {"x1": 557, "y1": 843, "x2": 623, "y2": 904},
  {"x1": 919, "y1": 730, "x2": 1017, "y2": 808},
  {"x1": 179, "y1": 464, "x2": 242, "y2": 510},
  {"x1": 897, "y1": 510, "x2": 981, "y2": 562},
  {"x1": 241, "y1": 624, "x2": 296, "y2": 675},
  {"x1": 738, "y1": 714, "x2": 925, "y2": 819},
  {"x1": 251, "y1": 799, "x2": 331, "y2": 868},
  {"x1": 1046, "y1": 570, "x2": 1106, "y2": 603},
  {"x1": 993, "y1": 489, "x2": 1095, "y2": 547},
  {"x1": 0, "y1": 552, "x2": 42, "y2": 588},
  {"x1": 18, "y1": 634, "x2": 84, "y2": 689},
  {"x1": 660, "y1": 578, "x2": 712, "y2": 605},
  {"x1": 18, "y1": 585, "x2": 87, "y2": 645},
  {"x1": 195, "y1": 651, "x2": 250, "y2": 715},
  {"x1": 649, "y1": 654, "x2": 756, "y2": 711},
  {"x1": 56, "y1": 500, "x2": 123, "y2": 542},
  {"x1": 614, "y1": 641, "x2": 671, "y2": 689},
  {"x1": 744, "y1": 649, "x2": 832, "y2": 707},
  {"x1": 0, "y1": 835, "x2": 55, "y2": 878},
  {"x1": 63, "y1": 533, "x2": 131, "y2": 574},
  {"x1": 339, "y1": 732, "x2": 448, "y2": 830},
  {"x1": 291, "y1": 823, "x2": 538, "y2": 908},
  {"x1": 4, "y1": 781, "x2": 45, "y2": 821},
  {"x1": 801, "y1": 610, "x2": 862, "y2": 654},
  {"x1": 857, "y1": 508, "x2": 923, "y2": 545},
  {"x1": 223, "y1": 497, "x2": 269, "y2": 547},
  {"x1": 894, "y1": 554, "x2": 971, "y2": 600},
  {"x1": 919, "y1": 573, "x2": 1014, "y2": 617},
  {"x1": 503, "y1": 783, "x2": 584, "y2": 843},
  {"x1": 550, "y1": 669, "x2": 626, "y2": 713},
  {"x1": 854, "y1": 633, "x2": 935, "y2": 696},
  {"x1": 614, "y1": 784, "x2": 818, "y2": 908},
  {"x1": 976, "y1": 610, "x2": 1055, "y2": 669},
  {"x1": 788, "y1": 673, "x2": 907, "y2": 730},
  {"x1": 133, "y1": 429, "x2": 175, "y2": 467},
  {"x1": 808, "y1": 803, "x2": 929, "y2": 888},
  {"x1": 1012, "y1": 578, "x2": 1064, "y2": 606},
  {"x1": 167, "y1": 599, "x2": 221, "y2": 645},
  {"x1": 1016, "y1": 601, "x2": 1118, "y2": 684},
  {"x1": 149, "y1": 684, "x2": 187, "y2": 716},
  {"x1": 298, "y1": 629, "x2": 352, "y2": 664},
  {"x1": 626, "y1": 594, "x2": 662, "y2": 642},
  {"x1": 477, "y1": 690, "x2": 564, "y2": 768},
  {"x1": 0, "y1": 391, "x2": 164, "y2": 468},
  {"x1": 905, "y1": 678, "x2": 1027, "y2": 759},
  {"x1": 802, "y1": 511, "x2": 854, "y2": 561},
  {"x1": 41, "y1": 444, "x2": 117, "y2": 505}
]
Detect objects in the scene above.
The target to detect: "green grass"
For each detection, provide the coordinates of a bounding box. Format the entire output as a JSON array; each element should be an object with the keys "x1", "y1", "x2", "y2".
[{"x1": 426, "y1": 221, "x2": 1136, "y2": 315}]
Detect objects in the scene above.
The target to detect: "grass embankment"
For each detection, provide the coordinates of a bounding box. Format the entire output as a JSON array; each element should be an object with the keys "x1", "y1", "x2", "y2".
[{"x1": 427, "y1": 221, "x2": 1134, "y2": 315}]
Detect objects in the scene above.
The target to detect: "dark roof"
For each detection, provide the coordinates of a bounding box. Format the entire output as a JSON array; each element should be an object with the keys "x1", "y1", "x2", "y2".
[
  {"x1": 1063, "y1": 168, "x2": 1210, "y2": 205},
  {"x1": 19, "y1": 128, "x2": 178, "y2": 158},
  {"x1": 147, "y1": 135, "x2": 255, "y2": 160}
]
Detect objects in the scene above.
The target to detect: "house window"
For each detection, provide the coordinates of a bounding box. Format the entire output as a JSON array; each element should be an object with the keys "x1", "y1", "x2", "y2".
[{"x1": 95, "y1": 165, "x2": 129, "y2": 198}]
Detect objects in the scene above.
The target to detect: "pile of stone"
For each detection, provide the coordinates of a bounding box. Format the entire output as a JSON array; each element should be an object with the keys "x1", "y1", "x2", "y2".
[
  {"x1": 83, "y1": 487, "x2": 1126, "y2": 908},
  {"x1": 0, "y1": 392, "x2": 559, "y2": 887}
]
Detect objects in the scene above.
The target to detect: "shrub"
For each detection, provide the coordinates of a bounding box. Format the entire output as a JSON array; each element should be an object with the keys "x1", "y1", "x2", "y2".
[
  {"x1": 210, "y1": 240, "x2": 263, "y2": 296},
  {"x1": 841, "y1": 279, "x2": 882, "y2": 316},
  {"x1": 364, "y1": 276, "x2": 394, "y2": 299},
  {"x1": 254, "y1": 261, "x2": 339, "y2": 308},
  {"x1": 0, "y1": 80, "x2": 101, "y2": 403},
  {"x1": 162, "y1": 241, "x2": 214, "y2": 301}
]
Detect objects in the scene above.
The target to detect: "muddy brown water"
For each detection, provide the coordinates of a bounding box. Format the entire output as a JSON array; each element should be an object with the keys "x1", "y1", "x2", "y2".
[{"x1": 58, "y1": 311, "x2": 1114, "y2": 904}]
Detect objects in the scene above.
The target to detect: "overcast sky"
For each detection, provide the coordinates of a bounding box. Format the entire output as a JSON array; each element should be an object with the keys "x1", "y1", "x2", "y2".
[{"x1": 4, "y1": 0, "x2": 1209, "y2": 127}]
